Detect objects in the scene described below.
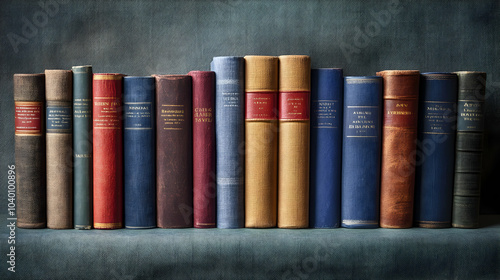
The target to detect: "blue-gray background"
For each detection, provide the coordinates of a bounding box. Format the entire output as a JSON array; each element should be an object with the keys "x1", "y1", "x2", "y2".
[
  {"x1": 1, "y1": 1, "x2": 500, "y2": 279},
  {"x1": 1, "y1": 0, "x2": 499, "y2": 219}
]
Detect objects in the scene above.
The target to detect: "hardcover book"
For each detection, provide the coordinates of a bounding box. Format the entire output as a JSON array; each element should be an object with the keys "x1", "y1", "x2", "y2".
[
  {"x1": 278, "y1": 55, "x2": 311, "y2": 229},
  {"x1": 210, "y1": 56, "x2": 245, "y2": 228},
  {"x1": 341, "y1": 76, "x2": 383, "y2": 229},
  {"x1": 189, "y1": 71, "x2": 216, "y2": 228},
  {"x1": 93, "y1": 73, "x2": 124, "y2": 229},
  {"x1": 155, "y1": 75, "x2": 193, "y2": 228},
  {"x1": 45, "y1": 69, "x2": 73, "y2": 229},
  {"x1": 309, "y1": 68, "x2": 343, "y2": 228},
  {"x1": 414, "y1": 73, "x2": 457, "y2": 228},
  {"x1": 452, "y1": 71, "x2": 487, "y2": 228},
  {"x1": 14, "y1": 73, "x2": 46, "y2": 228},
  {"x1": 72, "y1": 65, "x2": 93, "y2": 229},
  {"x1": 244, "y1": 55, "x2": 278, "y2": 228},
  {"x1": 377, "y1": 70, "x2": 420, "y2": 229},
  {"x1": 124, "y1": 76, "x2": 156, "y2": 229}
]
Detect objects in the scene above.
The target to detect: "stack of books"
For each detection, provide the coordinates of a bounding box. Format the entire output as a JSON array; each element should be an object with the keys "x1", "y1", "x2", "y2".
[{"x1": 13, "y1": 55, "x2": 486, "y2": 230}]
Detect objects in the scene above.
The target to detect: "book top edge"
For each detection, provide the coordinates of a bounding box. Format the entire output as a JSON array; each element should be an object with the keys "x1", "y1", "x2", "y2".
[
  {"x1": 45, "y1": 69, "x2": 72, "y2": 73},
  {"x1": 454, "y1": 71, "x2": 487, "y2": 74},
  {"x1": 123, "y1": 76, "x2": 155, "y2": 79},
  {"x1": 345, "y1": 76, "x2": 382, "y2": 79},
  {"x1": 312, "y1": 68, "x2": 343, "y2": 71},
  {"x1": 187, "y1": 70, "x2": 215, "y2": 76},
  {"x1": 376, "y1": 70, "x2": 420, "y2": 76},
  {"x1": 421, "y1": 72, "x2": 456, "y2": 75},
  {"x1": 13, "y1": 73, "x2": 44, "y2": 77},
  {"x1": 72, "y1": 65, "x2": 92, "y2": 69},
  {"x1": 153, "y1": 74, "x2": 191, "y2": 80},
  {"x1": 93, "y1": 73, "x2": 124, "y2": 80}
]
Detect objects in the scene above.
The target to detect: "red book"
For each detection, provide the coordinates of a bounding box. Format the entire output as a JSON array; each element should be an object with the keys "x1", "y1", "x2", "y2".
[
  {"x1": 93, "y1": 73, "x2": 124, "y2": 229},
  {"x1": 188, "y1": 71, "x2": 216, "y2": 228}
]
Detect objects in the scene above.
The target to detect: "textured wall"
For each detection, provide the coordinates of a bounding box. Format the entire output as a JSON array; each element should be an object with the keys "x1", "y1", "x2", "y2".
[{"x1": 1, "y1": 0, "x2": 499, "y2": 220}]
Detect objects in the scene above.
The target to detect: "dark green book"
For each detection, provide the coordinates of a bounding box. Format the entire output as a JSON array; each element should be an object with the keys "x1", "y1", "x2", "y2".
[
  {"x1": 73, "y1": 65, "x2": 93, "y2": 229},
  {"x1": 452, "y1": 71, "x2": 486, "y2": 228}
]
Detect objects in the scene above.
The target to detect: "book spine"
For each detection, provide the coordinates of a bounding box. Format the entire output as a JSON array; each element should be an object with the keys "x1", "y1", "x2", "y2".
[
  {"x1": 14, "y1": 74, "x2": 46, "y2": 228},
  {"x1": 377, "y1": 70, "x2": 420, "y2": 229},
  {"x1": 189, "y1": 71, "x2": 216, "y2": 228},
  {"x1": 452, "y1": 71, "x2": 486, "y2": 228},
  {"x1": 155, "y1": 75, "x2": 193, "y2": 228},
  {"x1": 341, "y1": 76, "x2": 383, "y2": 229},
  {"x1": 72, "y1": 65, "x2": 93, "y2": 229},
  {"x1": 45, "y1": 69, "x2": 73, "y2": 229},
  {"x1": 123, "y1": 76, "x2": 156, "y2": 229},
  {"x1": 93, "y1": 73, "x2": 124, "y2": 229},
  {"x1": 414, "y1": 73, "x2": 457, "y2": 228},
  {"x1": 309, "y1": 68, "x2": 343, "y2": 228},
  {"x1": 211, "y1": 56, "x2": 245, "y2": 228},
  {"x1": 278, "y1": 55, "x2": 311, "y2": 228},
  {"x1": 244, "y1": 56, "x2": 278, "y2": 228}
]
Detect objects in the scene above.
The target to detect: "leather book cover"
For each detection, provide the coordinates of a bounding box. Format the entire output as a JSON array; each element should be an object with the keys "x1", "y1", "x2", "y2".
[
  {"x1": 452, "y1": 71, "x2": 486, "y2": 228},
  {"x1": 14, "y1": 73, "x2": 46, "y2": 228},
  {"x1": 377, "y1": 70, "x2": 420, "y2": 229},
  {"x1": 244, "y1": 56, "x2": 278, "y2": 228},
  {"x1": 123, "y1": 76, "x2": 156, "y2": 229},
  {"x1": 341, "y1": 76, "x2": 383, "y2": 229},
  {"x1": 210, "y1": 57, "x2": 245, "y2": 228},
  {"x1": 93, "y1": 73, "x2": 124, "y2": 229},
  {"x1": 72, "y1": 65, "x2": 93, "y2": 229},
  {"x1": 414, "y1": 73, "x2": 457, "y2": 228},
  {"x1": 189, "y1": 71, "x2": 216, "y2": 229},
  {"x1": 277, "y1": 55, "x2": 311, "y2": 229},
  {"x1": 155, "y1": 75, "x2": 193, "y2": 228},
  {"x1": 309, "y1": 68, "x2": 343, "y2": 228},
  {"x1": 45, "y1": 69, "x2": 73, "y2": 229}
]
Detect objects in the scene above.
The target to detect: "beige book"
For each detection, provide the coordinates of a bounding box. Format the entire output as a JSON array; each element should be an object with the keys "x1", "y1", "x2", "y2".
[
  {"x1": 244, "y1": 56, "x2": 279, "y2": 228},
  {"x1": 277, "y1": 55, "x2": 311, "y2": 228},
  {"x1": 45, "y1": 69, "x2": 73, "y2": 229}
]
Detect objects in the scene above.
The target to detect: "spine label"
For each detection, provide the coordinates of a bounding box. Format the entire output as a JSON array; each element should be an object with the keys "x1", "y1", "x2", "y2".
[
  {"x1": 422, "y1": 101, "x2": 455, "y2": 134},
  {"x1": 383, "y1": 99, "x2": 418, "y2": 127},
  {"x1": 46, "y1": 103, "x2": 72, "y2": 132},
  {"x1": 246, "y1": 92, "x2": 278, "y2": 120},
  {"x1": 74, "y1": 98, "x2": 91, "y2": 119},
  {"x1": 457, "y1": 100, "x2": 484, "y2": 131},
  {"x1": 160, "y1": 104, "x2": 185, "y2": 130},
  {"x1": 345, "y1": 106, "x2": 378, "y2": 137},
  {"x1": 311, "y1": 100, "x2": 340, "y2": 128},
  {"x1": 279, "y1": 91, "x2": 310, "y2": 120},
  {"x1": 194, "y1": 107, "x2": 213, "y2": 123},
  {"x1": 94, "y1": 97, "x2": 122, "y2": 129},
  {"x1": 15, "y1": 102, "x2": 42, "y2": 135},
  {"x1": 124, "y1": 102, "x2": 153, "y2": 129}
]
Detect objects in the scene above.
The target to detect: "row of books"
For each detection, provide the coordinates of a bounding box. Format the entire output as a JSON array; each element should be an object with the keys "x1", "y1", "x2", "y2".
[{"x1": 13, "y1": 55, "x2": 486, "y2": 230}]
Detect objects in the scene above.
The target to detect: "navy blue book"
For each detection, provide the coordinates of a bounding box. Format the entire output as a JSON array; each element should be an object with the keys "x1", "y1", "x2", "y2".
[
  {"x1": 341, "y1": 76, "x2": 383, "y2": 228},
  {"x1": 414, "y1": 73, "x2": 457, "y2": 228},
  {"x1": 309, "y1": 68, "x2": 343, "y2": 228},
  {"x1": 211, "y1": 56, "x2": 245, "y2": 228},
  {"x1": 123, "y1": 76, "x2": 156, "y2": 229}
]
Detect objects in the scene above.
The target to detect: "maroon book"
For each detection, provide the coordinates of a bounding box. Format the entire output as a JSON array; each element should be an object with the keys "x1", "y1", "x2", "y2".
[
  {"x1": 155, "y1": 75, "x2": 193, "y2": 228},
  {"x1": 188, "y1": 71, "x2": 216, "y2": 228}
]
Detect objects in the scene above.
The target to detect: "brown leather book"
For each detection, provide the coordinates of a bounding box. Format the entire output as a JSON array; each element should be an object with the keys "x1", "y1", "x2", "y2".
[
  {"x1": 244, "y1": 55, "x2": 278, "y2": 228},
  {"x1": 277, "y1": 55, "x2": 311, "y2": 228},
  {"x1": 45, "y1": 69, "x2": 73, "y2": 229},
  {"x1": 377, "y1": 70, "x2": 420, "y2": 228},
  {"x1": 14, "y1": 73, "x2": 46, "y2": 228},
  {"x1": 155, "y1": 75, "x2": 193, "y2": 228}
]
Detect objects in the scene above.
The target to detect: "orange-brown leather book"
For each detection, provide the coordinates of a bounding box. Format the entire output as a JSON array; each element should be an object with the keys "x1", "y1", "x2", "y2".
[
  {"x1": 45, "y1": 69, "x2": 73, "y2": 229},
  {"x1": 244, "y1": 55, "x2": 278, "y2": 228},
  {"x1": 377, "y1": 70, "x2": 420, "y2": 229},
  {"x1": 277, "y1": 55, "x2": 311, "y2": 228}
]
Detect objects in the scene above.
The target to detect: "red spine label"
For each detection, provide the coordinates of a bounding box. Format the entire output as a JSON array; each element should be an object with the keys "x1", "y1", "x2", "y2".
[
  {"x1": 384, "y1": 99, "x2": 418, "y2": 128},
  {"x1": 279, "y1": 91, "x2": 310, "y2": 120},
  {"x1": 246, "y1": 92, "x2": 278, "y2": 120},
  {"x1": 15, "y1": 102, "x2": 42, "y2": 135},
  {"x1": 93, "y1": 97, "x2": 122, "y2": 129}
]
